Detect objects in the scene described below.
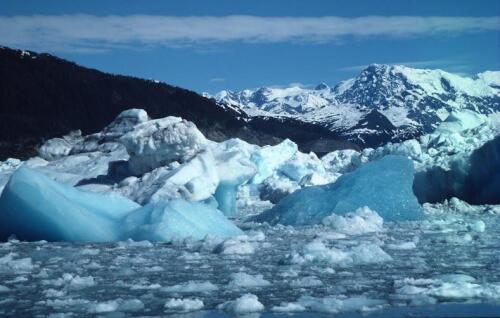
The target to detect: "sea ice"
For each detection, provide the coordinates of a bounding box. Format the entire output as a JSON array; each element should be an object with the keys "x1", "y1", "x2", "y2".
[
  {"x1": 228, "y1": 272, "x2": 271, "y2": 289},
  {"x1": 161, "y1": 281, "x2": 218, "y2": 293},
  {"x1": 164, "y1": 298, "x2": 204, "y2": 313},
  {"x1": 322, "y1": 206, "x2": 384, "y2": 235},
  {"x1": 253, "y1": 155, "x2": 423, "y2": 225},
  {"x1": 218, "y1": 293, "x2": 265, "y2": 314}
]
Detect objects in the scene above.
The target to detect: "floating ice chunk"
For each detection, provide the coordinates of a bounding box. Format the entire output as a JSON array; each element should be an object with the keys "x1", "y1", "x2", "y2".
[
  {"x1": 164, "y1": 298, "x2": 204, "y2": 313},
  {"x1": 292, "y1": 240, "x2": 350, "y2": 265},
  {"x1": 349, "y1": 243, "x2": 393, "y2": 264},
  {"x1": 321, "y1": 149, "x2": 361, "y2": 174},
  {"x1": 118, "y1": 299, "x2": 145, "y2": 312},
  {"x1": 322, "y1": 206, "x2": 384, "y2": 235},
  {"x1": 120, "y1": 199, "x2": 242, "y2": 242},
  {"x1": 228, "y1": 272, "x2": 271, "y2": 289},
  {"x1": 394, "y1": 274, "x2": 500, "y2": 303},
  {"x1": 290, "y1": 276, "x2": 323, "y2": 287},
  {"x1": 63, "y1": 274, "x2": 96, "y2": 290},
  {"x1": 216, "y1": 233, "x2": 264, "y2": 255},
  {"x1": 260, "y1": 174, "x2": 300, "y2": 204},
  {"x1": 161, "y1": 281, "x2": 218, "y2": 293},
  {"x1": 212, "y1": 143, "x2": 257, "y2": 216},
  {"x1": 297, "y1": 295, "x2": 386, "y2": 314},
  {"x1": 279, "y1": 151, "x2": 326, "y2": 182},
  {"x1": 104, "y1": 109, "x2": 149, "y2": 139},
  {"x1": 0, "y1": 167, "x2": 140, "y2": 242},
  {"x1": 386, "y1": 241, "x2": 417, "y2": 250},
  {"x1": 251, "y1": 139, "x2": 298, "y2": 184},
  {"x1": 120, "y1": 116, "x2": 208, "y2": 175},
  {"x1": 0, "y1": 167, "x2": 240, "y2": 242},
  {"x1": 291, "y1": 240, "x2": 392, "y2": 266},
  {"x1": 0, "y1": 285, "x2": 10, "y2": 293},
  {"x1": 89, "y1": 300, "x2": 119, "y2": 313},
  {"x1": 119, "y1": 150, "x2": 219, "y2": 204},
  {"x1": 272, "y1": 302, "x2": 307, "y2": 312},
  {"x1": 38, "y1": 138, "x2": 73, "y2": 161},
  {"x1": 254, "y1": 155, "x2": 423, "y2": 225},
  {"x1": 468, "y1": 220, "x2": 486, "y2": 233},
  {"x1": 0, "y1": 253, "x2": 33, "y2": 273},
  {"x1": 218, "y1": 293, "x2": 265, "y2": 314}
]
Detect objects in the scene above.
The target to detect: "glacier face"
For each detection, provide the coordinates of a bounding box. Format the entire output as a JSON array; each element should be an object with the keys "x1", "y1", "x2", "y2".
[
  {"x1": 253, "y1": 155, "x2": 424, "y2": 225},
  {"x1": 208, "y1": 65, "x2": 500, "y2": 147}
]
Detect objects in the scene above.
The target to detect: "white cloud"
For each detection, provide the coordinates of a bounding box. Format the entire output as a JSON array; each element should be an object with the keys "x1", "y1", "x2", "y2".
[
  {"x1": 209, "y1": 77, "x2": 226, "y2": 82},
  {"x1": 0, "y1": 15, "x2": 498, "y2": 52},
  {"x1": 338, "y1": 59, "x2": 477, "y2": 74}
]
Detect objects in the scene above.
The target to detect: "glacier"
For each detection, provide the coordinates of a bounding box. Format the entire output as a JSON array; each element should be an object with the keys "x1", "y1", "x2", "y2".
[{"x1": 253, "y1": 155, "x2": 424, "y2": 225}]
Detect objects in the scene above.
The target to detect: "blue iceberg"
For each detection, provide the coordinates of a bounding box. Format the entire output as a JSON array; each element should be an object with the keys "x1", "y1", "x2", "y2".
[
  {"x1": 0, "y1": 167, "x2": 242, "y2": 242},
  {"x1": 120, "y1": 199, "x2": 243, "y2": 241},
  {"x1": 0, "y1": 166, "x2": 140, "y2": 242},
  {"x1": 253, "y1": 155, "x2": 424, "y2": 225}
]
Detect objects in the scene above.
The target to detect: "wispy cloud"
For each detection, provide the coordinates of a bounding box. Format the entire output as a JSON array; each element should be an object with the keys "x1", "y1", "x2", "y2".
[
  {"x1": 0, "y1": 15, "x2": 498, "y2": 52},
  {"x1": 209, "y1": 77, "x2": 226, "y2": 82},
  {"x1": 338, "y1": 59, "x2": 479, "y2": 75}
]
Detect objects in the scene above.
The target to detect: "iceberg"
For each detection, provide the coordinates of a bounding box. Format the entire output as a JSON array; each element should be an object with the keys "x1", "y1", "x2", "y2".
[
  {"x1": 250, "y1": 139, "x2": 297, "y2": 184},
  {"x1": 118, "y1": 149, "x2": 220, "y2": 204},
  {"x1": 212, "y1": 142, "x2": 257, "y2": 216},
  {"x1": 0, "y1": 167, "x2": 140, "y2": 242},
  {"x1": 120, "y1": 116, "x2": 208, "y2": 175},
  {"x1": 253, "y1": 155, "x2": 423, "y2": 225},
  {"x1": 0, "y1": 167, "x2": 242, "y2": 242},
  {"x1": 120, "y1": 199, "x2": 243, "y2": 241}
]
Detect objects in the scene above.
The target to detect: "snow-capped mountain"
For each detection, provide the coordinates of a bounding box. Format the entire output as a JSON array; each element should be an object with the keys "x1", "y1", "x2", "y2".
[{"x1": 207, "y1": 64, "x2": 500, "y2": 147}]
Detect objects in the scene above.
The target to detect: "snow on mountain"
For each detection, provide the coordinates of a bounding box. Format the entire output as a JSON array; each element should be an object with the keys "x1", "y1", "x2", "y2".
[{"x1": 208, "y1": 64, "x2": 500, "y2": 147}]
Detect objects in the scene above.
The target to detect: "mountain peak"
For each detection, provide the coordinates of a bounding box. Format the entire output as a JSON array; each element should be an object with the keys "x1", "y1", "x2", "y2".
[{"x1": 315, "y1": 83, "x2": 329, "y2": 90}]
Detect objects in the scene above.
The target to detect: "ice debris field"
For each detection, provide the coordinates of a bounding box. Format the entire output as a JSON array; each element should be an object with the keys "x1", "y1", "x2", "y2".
[{"x1": 0, "y1": 108, "x2": 499, "y2": 316}]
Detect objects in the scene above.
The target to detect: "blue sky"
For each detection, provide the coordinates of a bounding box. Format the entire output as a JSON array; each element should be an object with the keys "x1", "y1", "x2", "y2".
[{"x1": 0, "y1": 0, "x2": 499, "y2": 93}]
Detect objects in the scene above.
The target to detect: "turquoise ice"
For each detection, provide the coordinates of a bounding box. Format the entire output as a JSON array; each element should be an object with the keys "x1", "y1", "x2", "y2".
[
  {"x1": 0, "y1": 167, "x2": 242, "y2": 242},
  {"x1": 253, "y1": 155, "x2": 424, "y2": 225}
]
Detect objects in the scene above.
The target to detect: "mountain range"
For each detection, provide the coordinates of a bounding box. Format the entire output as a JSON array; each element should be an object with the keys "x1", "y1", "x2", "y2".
[{"x1": 207, "y1": 64, "x2": 500, "y2": 147}]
